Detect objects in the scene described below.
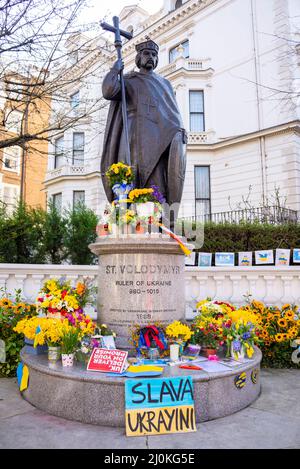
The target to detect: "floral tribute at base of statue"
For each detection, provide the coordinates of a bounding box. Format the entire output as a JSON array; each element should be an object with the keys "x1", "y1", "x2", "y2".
[{"x1": 96, "y1": 163, "x2": 192, "y2": 255}]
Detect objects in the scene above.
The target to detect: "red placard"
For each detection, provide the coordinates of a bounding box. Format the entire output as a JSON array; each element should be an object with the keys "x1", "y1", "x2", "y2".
[{"x1": 87, "y1": 348, "x2": 128, "y2": 373}]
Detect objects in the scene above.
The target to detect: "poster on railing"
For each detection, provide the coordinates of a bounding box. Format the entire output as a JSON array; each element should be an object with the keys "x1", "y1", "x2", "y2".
[
  {"x1": 198, "y1": 252, "x2": 212, "y2": 267},
  {"x1": 255, "y1": 250, "x2": 274, "y2": 265},
  {"x1": 275, "y1": 249, "x2": 290, "y2": 266},
  {"x1": 185, "y1": 251, "x2": 196, "y2": 266},
  {"x1": 293, "y1": 249, "x2": 300, "y2": 263},
  {"x1": 215, "y1": 253, "x2": 235, "y2": 267},
  {"x1": 238, "y1": 252, "x2": 253, "y2": 266}
]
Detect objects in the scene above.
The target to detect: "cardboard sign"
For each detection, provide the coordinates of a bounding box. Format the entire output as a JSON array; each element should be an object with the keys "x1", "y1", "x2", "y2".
[
  {"x1": 198, "y1": 252, "x2": 212, "y2": 267},
  {"x1": 238, "y1": 252, "x2": 253, "y2": 266},
  {"x1": 215, "y1": 252, "x2": 235, "y2": 266},
  {"x1": 255, "y1": 250, "x2": 274, "y2": 265},
  {"x1": 293, "y1": 249, "x2": 300, "y2": 263},
  {"x1": 87, "y1": 348, "x2": 127, "y2": 373},
  {"x1": 275, "y1": 249, "x2": 290, "y2": 266},
  {"x1": 125, "y1": 376, "x2": 196, "y2": 437}
]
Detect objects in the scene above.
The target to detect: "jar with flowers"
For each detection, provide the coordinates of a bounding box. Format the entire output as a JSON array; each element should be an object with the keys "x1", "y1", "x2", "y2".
[
  {"x1": 165, "y1": 321, "x2": 192, "y2": 356},
  {"x1": 223, "y1": 309, "x2": 260, "y2": 361}
]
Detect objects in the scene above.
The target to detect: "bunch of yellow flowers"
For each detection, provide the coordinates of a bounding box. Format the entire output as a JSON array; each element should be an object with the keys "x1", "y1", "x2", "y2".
[
  {"x1": 166, "y1": 320, "x2": 193, "y2": 342},
  {"x1": 128, "y1": 188, "x2": 154, "y2": 203},
  {"x1": 105, "y1": 163, "x2": 134, "y2": 186}
]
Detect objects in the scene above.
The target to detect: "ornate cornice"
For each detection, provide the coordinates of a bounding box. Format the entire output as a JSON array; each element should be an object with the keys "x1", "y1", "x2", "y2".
[{"x1": 121, "y1": 0, "x2": 218, "y2": 57}]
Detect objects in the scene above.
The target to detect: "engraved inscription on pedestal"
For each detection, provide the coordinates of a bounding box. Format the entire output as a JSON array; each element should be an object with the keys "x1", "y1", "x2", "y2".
[{"x1": 89, "y1": 235, "x2": 189, "y2": 347}]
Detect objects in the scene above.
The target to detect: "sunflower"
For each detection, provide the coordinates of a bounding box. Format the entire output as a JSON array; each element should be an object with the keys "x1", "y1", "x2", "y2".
[
  {"x1": 284, "y1": 310, "x2": 294, "y2": 320},
  {"x1": 275, "y1": 333, "x2": 284, "y2": 342},
  {"x1": 0, "y1": 298, "x2": 13, "y2": 308},
  {"x1": 282, "y1": 304, "x2": 291, "y2": 310},
  {"x1": 277, "y1": 318, "x2": 288, "y2": 328}
]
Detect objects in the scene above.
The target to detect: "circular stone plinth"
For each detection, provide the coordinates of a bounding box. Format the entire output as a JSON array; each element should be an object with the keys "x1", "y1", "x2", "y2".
[{"x1": 21, "y1": 348, "x2": 262, "y2": 427}]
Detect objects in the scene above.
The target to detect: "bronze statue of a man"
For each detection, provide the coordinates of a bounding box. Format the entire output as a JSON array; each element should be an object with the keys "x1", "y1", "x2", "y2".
[{"x1": 101, "y1": 39, "x2": 187, "y2": 206}]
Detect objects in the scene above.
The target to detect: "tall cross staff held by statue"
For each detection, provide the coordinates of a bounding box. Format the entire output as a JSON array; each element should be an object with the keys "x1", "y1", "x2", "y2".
[{"x1": 101, "y1": 17, "x2": 133, "y2": 166}]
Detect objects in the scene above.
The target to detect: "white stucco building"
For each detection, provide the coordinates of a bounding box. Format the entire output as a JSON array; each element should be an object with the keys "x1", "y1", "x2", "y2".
[{"x1": 44, "y1": 0, "x2": 300, "y2": 220}]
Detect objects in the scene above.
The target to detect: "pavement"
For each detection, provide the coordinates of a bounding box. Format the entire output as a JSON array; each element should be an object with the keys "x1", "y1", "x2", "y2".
[{"x1": 0, "y1": 369, "x2": 299, "y2": 449}]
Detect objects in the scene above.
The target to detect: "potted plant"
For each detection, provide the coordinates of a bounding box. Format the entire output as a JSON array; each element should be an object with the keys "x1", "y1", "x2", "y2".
[
  {"x1": 128, "y1": 188, "x2": 156, "y2": 217},
  {"x1": 191, "y1": 319, "x2": 223, "y2": 357},
  {"x1": 60, "y1": 327, "x2": 81, "y2": 367}
]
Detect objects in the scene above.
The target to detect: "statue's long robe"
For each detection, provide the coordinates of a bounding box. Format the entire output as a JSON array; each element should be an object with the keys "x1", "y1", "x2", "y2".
[{"x1": 101, "y1": 68, "x2": 185, "y2": 202}]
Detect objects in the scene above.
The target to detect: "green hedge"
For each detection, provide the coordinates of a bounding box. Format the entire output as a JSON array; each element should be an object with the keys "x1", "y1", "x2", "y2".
[{"x1": 0, "y1": 201, "x2": 98, "y2": 265}]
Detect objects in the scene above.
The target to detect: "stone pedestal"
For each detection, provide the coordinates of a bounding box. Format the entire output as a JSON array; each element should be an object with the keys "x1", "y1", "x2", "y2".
[{"x1": 89, "y1": 233, "x2": 191, "y2": 348}]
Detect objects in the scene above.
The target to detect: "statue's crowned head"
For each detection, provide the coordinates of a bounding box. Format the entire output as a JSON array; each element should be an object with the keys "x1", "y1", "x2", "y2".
[{"x1": 135, "y1": 39, "x2": 159, "y2": 71}]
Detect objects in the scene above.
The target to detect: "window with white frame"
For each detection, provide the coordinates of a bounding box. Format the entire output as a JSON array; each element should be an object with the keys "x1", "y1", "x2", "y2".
[
  {"x1": 169, "y1": 39, "x2": 189, "y2": 63},
  {"x1": 54, "y1": 136, "x2": 64, "y2": 169},
  {"x1": 72, "y1": 132, "x2": 85, "y2": 166},
  {"x1": 70, "y1": 91, "x2": 80, "y2": 109},
  {"x1": 5, "y1": 109, "x2": 23, "y2": 134},
  {"x1": 189, "y1": 91, "x2": 205, "y2": 132},
  {"x1": 2, "y1": 184, "x2": 19, "y2": 212},
  {"x1": 52, "y1": 193, "x2": 62, "y2": 212},
  {"x1": 2, "y1": 146, "x2": 21, "y2": 173},
  {"x1": 73, "y1": 190, "x2": 85, "y2": 207},
  {"x1": 195, "y1": 166, "x2": 211, "y2": 219}
]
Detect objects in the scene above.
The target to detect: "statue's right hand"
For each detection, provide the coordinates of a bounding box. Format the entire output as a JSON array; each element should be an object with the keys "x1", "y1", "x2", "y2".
[{"x1": 112, "y1": 59, "x2": 124, "y2": 72}]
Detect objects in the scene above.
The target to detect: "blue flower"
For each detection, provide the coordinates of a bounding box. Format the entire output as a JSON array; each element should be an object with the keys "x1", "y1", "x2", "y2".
[
  {"x1": 232, "y1": 340, "x2": 241, "y2": 352},
  {"x1": 242, "y1": 332, "x2": 251, "y2": 340}
]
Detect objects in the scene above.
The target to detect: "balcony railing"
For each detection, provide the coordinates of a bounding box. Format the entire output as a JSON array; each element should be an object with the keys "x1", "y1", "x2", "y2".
[
  {"x1": 180, "y1": 206, "x2": 299, "y2": 225},
  {"x1": 158, "y1": 57, "x2": 211, "y2": 77},
  {"x1": 45, "y1": 162, "x2": 99, "y2": 182}
]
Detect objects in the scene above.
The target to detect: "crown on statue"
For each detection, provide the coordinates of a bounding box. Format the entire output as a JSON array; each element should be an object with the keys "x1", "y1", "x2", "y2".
[{"x1": 135, "y1": 39, "x2": 159, "y2": 53}]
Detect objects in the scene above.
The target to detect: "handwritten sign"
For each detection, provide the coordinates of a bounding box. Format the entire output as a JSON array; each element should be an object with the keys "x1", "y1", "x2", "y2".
[
  {"x1": 125, "y1": 376, "x2": 196, "y2": 437},
  {"x1": 87, "y1": 348, "x2": 127, "y2": 373}
]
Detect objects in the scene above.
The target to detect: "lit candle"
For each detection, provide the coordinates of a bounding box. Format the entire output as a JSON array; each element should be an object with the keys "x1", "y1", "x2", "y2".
[{"x1": 170, "y1": 343, "x2": 179, "y2": 362}]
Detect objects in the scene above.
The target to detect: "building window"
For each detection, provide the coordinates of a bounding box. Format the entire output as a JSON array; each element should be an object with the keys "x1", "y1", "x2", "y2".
[
  {"x1": 54, "y1": 136, "x2": 64, "y2": 169},
  {"x1": 73, "y1": 190, "x2": 85, "y2": 207},
  {"x1": 189, "y1": 91, "x2": 205, "y2": 132},
  {"x1": 5, "y1": 109, "x2": 23, "y2": 134},
  {"x1": 2, "y1": 146, "x2": 20, "y2": 173},
  {"x1": 70, "y1": 91, "x2": 80, "y2": 109},
  {"x1": 175, "y1": 0, "x2": 183, "y2": 9},
  {"x1": 2, "y1": 184, "x2": 19, "y2": 212},
  {"x1": 195, "y1": 166, "x2": 211, "y2": 219},
  {"x1": 72, "y1": 132, "x2": 85, "y2": 166},
  {"x1": 169, "y1": 39, "x2": 189, "y2": 63},
  {"x1": 52, "y1": 193, "x2": 62, "y2": 212}
]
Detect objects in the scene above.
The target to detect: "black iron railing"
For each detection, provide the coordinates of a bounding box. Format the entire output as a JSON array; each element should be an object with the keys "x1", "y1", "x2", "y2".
[{"x1": 180, "y1": 206, "x2": 299, "y2": 225}]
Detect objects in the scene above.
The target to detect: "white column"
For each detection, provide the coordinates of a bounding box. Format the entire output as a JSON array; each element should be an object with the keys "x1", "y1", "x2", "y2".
[
  {"x1": 195, "y1": 275, "x2": 208, "y2": 301},
  {"x1": 263, "y1": 276, "x2": 276, "y2": 305},
  {"x1": 229, "y1": 274, "x2": 243, "y2": 305},
  {"x1": 281, "y1": 276, "x2": 295, "y2": 306},
  {"x1": 214, "y1": 275, "x2": 226, "y2": 301},
  {"x1": 31, "y1": 274, "x2": 45, "y2": 302},
  {"x1": 0, "y1": 274, "x2": 9, "y2": 294},
  {"x1": 247, "y1": 275, "x2": 259, "y2": 302},
  {"x1": 14, "y1": 275, "x2": 27, "y2": 299}
]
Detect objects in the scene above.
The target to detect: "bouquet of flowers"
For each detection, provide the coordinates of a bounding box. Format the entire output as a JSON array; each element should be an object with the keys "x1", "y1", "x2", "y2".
[
  {"x1": 196, "y1": 298, "x2": 235, "y2": 319},
  {"x1": 224, "y1": 309, "x2": 260, "y2": 359},
  {"x1": 191, "y1": 316, "x2": 227, "y2": 350},
  {"x1": 166, "y1": 320, "x2": 193, "y2": 343},
  {"x1": 36, "y1": 278, "x2": 96, "y2": 319},
  {"x1": 105, "y1": 163, "x2": 134, "y2": 187}
]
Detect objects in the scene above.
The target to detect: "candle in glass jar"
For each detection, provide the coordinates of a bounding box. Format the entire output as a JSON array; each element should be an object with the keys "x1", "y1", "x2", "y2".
[{"x1": 170, "y1": 343, "x2": 179, "y2": 362}]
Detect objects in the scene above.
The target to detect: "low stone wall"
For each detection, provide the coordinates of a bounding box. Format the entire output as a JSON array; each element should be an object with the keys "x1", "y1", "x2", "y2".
[{"x1": 1, "y1": 264, "x2": 300, "y2": 319}]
